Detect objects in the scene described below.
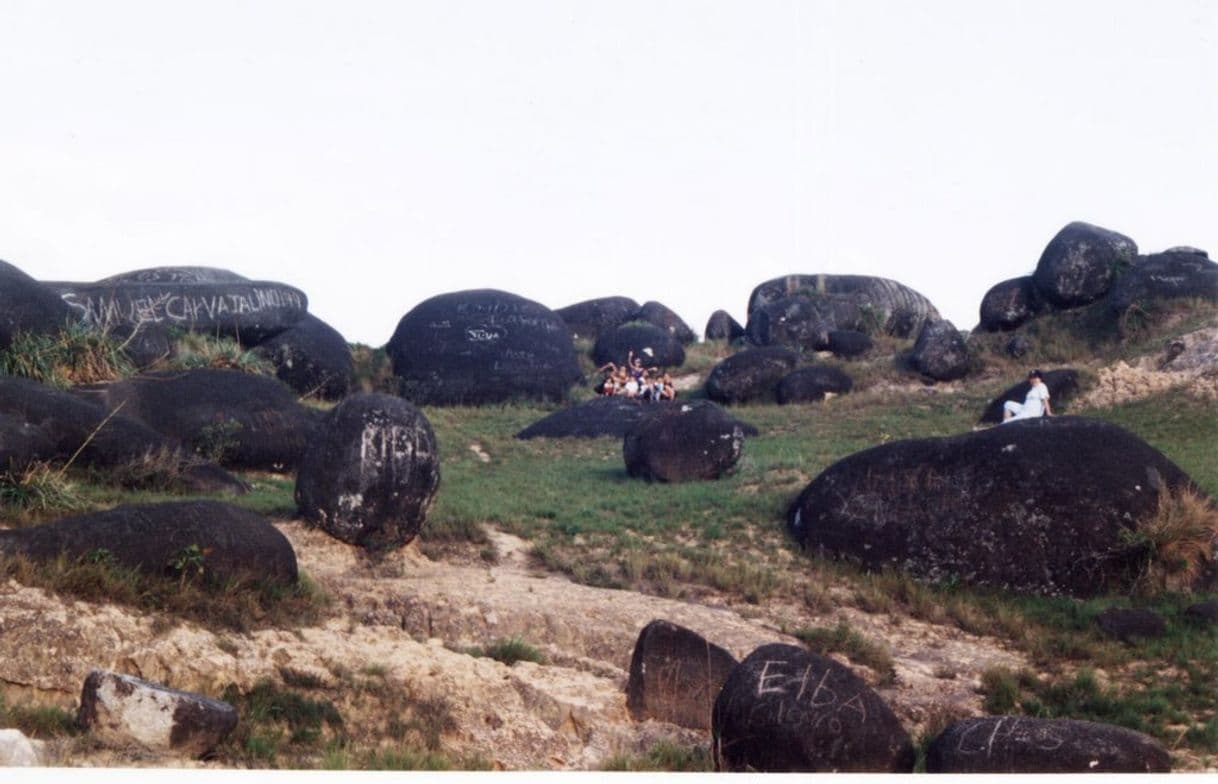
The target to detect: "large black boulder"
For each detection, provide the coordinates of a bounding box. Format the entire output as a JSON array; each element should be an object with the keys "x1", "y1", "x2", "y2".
[
  {"x1": 978, "y1": 369, "x2": 1080, "y2": 424},
  {"x1": 705, "y1": 347, "x2": 799, "y2": 404},
  {"x1": 1031, "y1": 221, "x2": 1137, "y2": 309},
  {"x1": 591, "y1": 322, "x2": 685, "y2": 368},
  {"x1": 910, "y1": 319, "x2": 969, "y2": 381},
  {"x1": 97, "y1": 266, "x2": 250, "y2": 285},
  {"x1": 704, "y1": 310, "x2": 745, "y2": 342},
  {"x1": 254, "y1": 313, "x2": 354, "y2": 401},
  {"x1": 72, "y1": 369, "x2": 323, "y2": 471},
  {"x1": 0, "y1": 413, "x2": 55, "y2": 471},
  {"x1": 786, "y1": 416, "x2": 1202, "y2": 597},
  {"x1": 0, "y1": 376, "x2": 246, "y2": 494},
  {"x1": 295, "y1": 393, "x2": 440, "y2": 550},
  {"x1": 1107, "y1": 249, "x2": 1218, "y2": 313},
  {"x1": 554, "y1": 296, "x2": 640, "y2": 341},
  {"x1": 0, "y1": 259, "x2": 75, "y2": 350},
  {"x1": 626, "y1": 620, "x2": 738, "y2": 730},
  {"x1": 387, "y1": 289, "x2": 581, "y2": 406},
  {"x1": 47, "y1": 279, "x2": 308, "y2": 345},
  {"x1": 926, "y1": 716, "x2": 1170, "y2": 773},
  {"x1": 623, "y1": 400, "x2": 745, "y2": 482},
  {"x1": 745, "y1": 295, "x2": 846, "y2": 351},
  {"x1": 0, "y1": 500, "x2": 297, "y2": 587},
  {"x1": 516, "y1": 397, "x2": 758, "y2": 440},
  {"x1": 712, "y1": 643, "x2": 915, "y2": 772},
  {"x1": 775, "y1": 367, "x2": 853, "y2": 405},
  {"x1": 826, "y1": 329, "x2": 872, "y2": 358},
  {"x1": 633, "y1": 301, "x2": 696, "y2": 345},
  {"x1": 978, "y1": 276, "x2": 1044, "y2": 331},
  {"x1": 747, "y1": 274, "x2": 940, "y2": 338},
  {"x1": 1094, "y1": 607, "x2": 1168, "y2": 642}
]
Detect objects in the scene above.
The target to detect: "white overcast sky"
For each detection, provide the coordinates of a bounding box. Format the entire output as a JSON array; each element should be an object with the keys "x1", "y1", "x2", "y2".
[{"x1": 1, "y1": 1, "x2": 1215, "y2": 345}]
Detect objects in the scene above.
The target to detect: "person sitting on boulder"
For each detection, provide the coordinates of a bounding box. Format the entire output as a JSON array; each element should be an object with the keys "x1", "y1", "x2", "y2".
[
  {"x1": 597, "y1": 363, "x2": 620, "y2": 396},
  {"x1": 1003, "y1": 369, "x2": 1054, "y2": 422}
]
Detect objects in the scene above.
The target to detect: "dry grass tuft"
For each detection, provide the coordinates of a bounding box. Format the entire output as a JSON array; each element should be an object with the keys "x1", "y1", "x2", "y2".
[{"x1": 1129, "y1": 485, "x2": 1218, "y2": 596}]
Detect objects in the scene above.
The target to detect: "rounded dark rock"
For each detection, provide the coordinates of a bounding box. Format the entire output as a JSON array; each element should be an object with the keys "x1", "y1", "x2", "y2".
[
  {"x1": 387, "y1": 289, "x2": 581, "y2": 406},
  {"x1": 704, "y1": 309, "x2": 745, "y2": 342},
  {"x1": 704, "y1": 347, "x2": 800, "y2": 404},
  {"x1": 0, "y1": 500, "x2": 297, "y2": 587},
  {"x1": 775, "y1": 366, "x2": 854, "y2": 404},
  {"x1": 295, "y1": 393, "x2": 440, "y2": 550},
  {"x1": 926, "y1": 716, "x2": 1170, "y2": 773},
  {"x1": 626, "y1": 619, "x2": 738, "y2": 730},
  {"x1": 633, "y1": 301, "x2": 696, "y2": 345},
  {"x1": 516, "y1": 397, "x2": 758, "y2": 440},
  {"x1": 1107, "y1": 250, "x2": 1218, "y2": 313},
  {"x1": 1094, "y1": 607, "x2": 1168, "y2": 642},
  {"x1": 0, "y1": 376, "x2": 248, "y2": 495},
  {"x1": 591, "y1": 322, "x2": 685, "y2": 368},
  {"x1": 1031, "y1": 221, "x2": 1137, "y2": 309},
  {"x1": 0, "y1": 259, "x2": 75, "y2": 350},
  {"x1": 255, "y1": 313, "x2": 354, "y2": 401},
  {"x1": 72, "y1": 369, "x2": 323, "y2": 471},
  {"x1": 0, "y1": 413, "x2": 55, "y2": 470},
  {"x1": 712, "y1": 643, "x2": 915, "y2": 772},
  {"x1": 977, "y1": 369, "x2": 1080, "y2": 424},
  {"x1": 1185, "y1": 600, "x2": 1218, "y2": 626},
  {"x1": 47, "y1": 279, "x2": 308, "y2": 345},
  {"x1": 826, "y1": 329, "x2": 872, "y2": 358},
  {"x1": 911, "y1": 319, "x2": 969, "y2": 381},
  {"x1": 96, "y1": 266, "x2": 249, "y2": 285},
  {"x1": 623, "y1": 400, "x2": 745, "y2": 482},
  {"x1": 745, "y1": 295, "x2": 842, "y2": 351},
  {"x1": 746, "y1": 274, "x2": 940, "y2": 338},
  {"x1": 112, "y1": 321, "x2": 173, "y2": 368},
  {"x1": 1004, "y1": 334, "x2": 1031, "y2": 359},
  {"x1": 978, "y1": 276, "x2": 1044, "y2": 332},
  {"x1": 554, "y1": 296, "x2": 640, "y2": 341},
  {"x1": 786, "y1": 416, "x2": 1203, "y2": 597}
]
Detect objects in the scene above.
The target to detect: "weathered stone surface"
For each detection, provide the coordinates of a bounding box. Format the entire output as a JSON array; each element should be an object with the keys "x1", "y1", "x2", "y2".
[
  {"x1": 97, "y1": 266, "x2": 249, "y2": 285},
  {"x1": 516, "y1": 397, "x2": 758, "y2": 440},
  {"x1": 826, "y1": 329, "x2": 872, "y2": 358},
  {"x1": 633, "y1": 301, "x2": 696, "y2": 345},
  {"x1": 554, "y1": 296, "x2": 640, "y2": 341},
  {"x1": 623, "y1": 401, "x2": 745, "y2": 482},
  {"x1": 255, "y1": 313, "x2": 354, "y2": 401},
  {"x1": 295, "y1": 393, "x2": 440, "y2": 550},
  {"x1": 112, "y1": 320, "x2": 173, "y2": 368},
  {"x1": 704, "y1": 310, "x2": 745, "y2": 342},
  {"x1": 47, "y1": 279, "x2": 308, "y2": 345},
  {"x1": 0, "y1": 412, "x2": 55, "y2": 470},
  {"x1": 775, "y1": 367, "x2": 853, "y2": 405},
  {"x1": 1031, "y1": 221, "x2": 1137, "y2": 309},
  {"x1": 1005, "y1": 334, "x2": 1031, "y2": 359},
  {"x1": 626, "y1": 620, "x2": 738, "y2": 730},
  {"x1": 0, "y1": 259, "x2": 75, "y2": 350},
  {"x1": 747, "y1": 274, "x2": 940, "y2": 337},
  {"x1": 387, "y1": 289, "x2": 582, "y2": 406},
  {"x1": 591, "y1": 322, "x2": 685, "y2": 368},
  {"x1": 0, "y1": 729, "x2": 44, "y2": 767},
  {"x1": 704, "y1": 347, "x2": 799, "y2": 404},
  {"x1": 978, "y1": 276, "x2": 1044, "y2": 331},
  {"x1": 1107, "y1": 250, "x2": 1218, "y2": 313},
  {"x1": 712, "y1": 643, "x2": 915, "y2": 772},
  {"x1": 926, "y1": 716, "x2": 1170, "y2": 773},
  {"x1": 977, "y1": 369, "x2": 1080, "y2": 424},
  {"x1": 911, "y1": 320, "x2": 969, "y2": 381},
  {"x1": 786, "y1": 417, "x2": 1202, "y2": 597},
  {"x1": 73, "y1": 369, "x2": 323, "y2": 470},
  {"x1": 77, "y1": 669, "x2": 238, "y2": 757},
  {"x1": 0, "y1": 500, "x2": 298, "y2": 587},
  {"x1": 0, "y1": 376, "x2": 247, "y2": 494},
  {"x1": 1094, "y1": 607, "x2": 1168, "y2": 642},
  {"x1": 745, "y1": 295, "x2": 845, "y2": 351}
]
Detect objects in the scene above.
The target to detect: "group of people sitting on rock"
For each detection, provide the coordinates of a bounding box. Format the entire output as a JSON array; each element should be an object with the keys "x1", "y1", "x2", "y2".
[{"x1": 597, "y1": 352, "x2": 676, "y2": 402}]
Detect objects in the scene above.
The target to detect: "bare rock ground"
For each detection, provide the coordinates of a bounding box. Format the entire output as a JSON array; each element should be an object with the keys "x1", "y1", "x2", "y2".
[{"x1": 0, "y1": 519, "x2": 1027, "y2": 769}]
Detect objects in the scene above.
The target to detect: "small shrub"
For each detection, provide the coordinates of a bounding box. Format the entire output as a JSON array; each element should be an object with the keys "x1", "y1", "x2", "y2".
[
  {"x1": 193, "y1": 420, "x2": 244, "y2": 464},
  {"x1": 221, "y1": 679, "x2": 345, "y2": 765},
  {"x1": 980, "y1": 666, "x2": 1023, "y2": 713},
  {"x1": 0, "y1": 461, "x2": 83, "y2": 513},
  {"x1": 470, "y1": 636, "x2": 547, "y2": 666},
  {"x1": 1124, "y1": 485, "x2": 1218, "y2": 596},
  {"x1": 0, "y1": 698, "x2": 81, "y2": 739},
  {"x1": 166, "y1": 331, "x2": 273, "y2": 374},
  {"x1": 602, "y1": 741, "x2": 711, "y2": 772},
  {"x1": 0, "y1": 323, "x2": 134, "y2": 387}
]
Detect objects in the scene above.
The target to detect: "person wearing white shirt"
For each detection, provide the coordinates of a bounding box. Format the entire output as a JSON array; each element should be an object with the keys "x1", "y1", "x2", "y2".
[{"x1": 1003, "y1": 369, "x2": 1054, "y2": 422}]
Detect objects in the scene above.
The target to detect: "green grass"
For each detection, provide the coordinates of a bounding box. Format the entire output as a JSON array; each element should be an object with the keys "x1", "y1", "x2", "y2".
[
  {"x1": 464, "y1": 636, "x2": 547, "y2": 666},
  {"x1": 794, "y1": 620, "x2": 897, "y2": 685},
  {"x1": 0, "y1": 697, "x2": 80, "y2": 739},
  {"x1": 0, "y1": 323, "x2": 135, "y2": 387},
  {"x1": 601, "y1": 740, "x2": 712, "y2": 772}
]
